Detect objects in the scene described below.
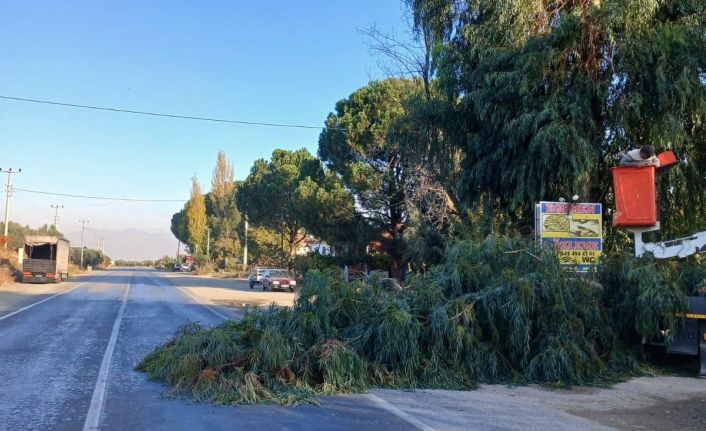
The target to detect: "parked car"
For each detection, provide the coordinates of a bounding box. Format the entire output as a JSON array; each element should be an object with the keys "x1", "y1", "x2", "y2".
[
  {"x1": 261, "y1": 269, "x2": 297, "y2": 292},
  {"x1": 248, "y1": 267, "x2": 271, "y2": 289},
  {"x1": 173, "y1": 263, "x2": 182, "y2": 272},
  {"x1": 180, "y1": 264, "x2": 192, "y2": 272}
]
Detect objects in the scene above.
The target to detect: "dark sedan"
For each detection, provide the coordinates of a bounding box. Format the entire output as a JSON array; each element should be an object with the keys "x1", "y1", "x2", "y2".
[{"x1": 261, "y1": 269, "x2": 297, "y2": 292}]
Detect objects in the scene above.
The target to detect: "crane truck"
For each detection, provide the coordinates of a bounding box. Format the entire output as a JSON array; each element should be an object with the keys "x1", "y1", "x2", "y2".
[{"x1": 612, "y1": 151, "x2": 706, "y2": 376}]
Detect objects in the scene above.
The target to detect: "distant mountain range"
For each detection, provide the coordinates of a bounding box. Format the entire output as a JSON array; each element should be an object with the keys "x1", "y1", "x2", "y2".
[{"x1": 64, "y1": 228, "x2": 178, "y2": 261}]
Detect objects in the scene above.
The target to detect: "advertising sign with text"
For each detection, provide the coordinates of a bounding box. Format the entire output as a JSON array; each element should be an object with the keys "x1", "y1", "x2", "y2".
[{"x1": 537, "y1": 202, "x2": 602, "y2": 272}]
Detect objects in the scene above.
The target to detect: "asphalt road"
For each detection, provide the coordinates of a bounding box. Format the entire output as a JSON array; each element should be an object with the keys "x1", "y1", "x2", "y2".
[
  {"x1": 2, "y1": 269, "x2": 704, "y2": 431},
  {"x1": 0, "y1": 269, "x2": 414, "y2": 431}
]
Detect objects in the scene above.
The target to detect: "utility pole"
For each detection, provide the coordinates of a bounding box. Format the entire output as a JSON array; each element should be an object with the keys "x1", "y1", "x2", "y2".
[
  {"x1": 95, "y1": 236, "x2": 106, "y2": 254},
  {"x1": 243, "y1": 214, "x2": 248, "y2": 268},
  {"x1": 205, "y1": 227, "x2": 211, "y2": 261},
  {"x1": 79, "y1": 219, "x2": 89, "y2": 269},
  {"x1": 1, "y1": 168, "x2": 21, "y2": 249},
  {"x1": 176, "y1": 240, "x2": 180, "y2": 264},
  {"x1": 51, "y1": 204, "x2": 64, "y2": 232}
]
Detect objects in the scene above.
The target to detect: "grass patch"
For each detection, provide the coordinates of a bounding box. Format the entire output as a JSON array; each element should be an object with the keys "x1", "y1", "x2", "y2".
[{"x1": 137, "y1": 235, "x2": 702, "y2": 405}]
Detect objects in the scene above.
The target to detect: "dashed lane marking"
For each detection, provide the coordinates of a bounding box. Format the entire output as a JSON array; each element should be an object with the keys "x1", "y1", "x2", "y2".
[{"x1": 82, "y1": 273, "x2": 132, "y2": 431}]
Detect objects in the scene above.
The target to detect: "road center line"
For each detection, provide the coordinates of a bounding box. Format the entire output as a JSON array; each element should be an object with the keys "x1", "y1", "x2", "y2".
[
  {"x1": 363, "y1": 393, "x2": 437, "y2": 431},
  {"x1": 0, "y1": 280, "x2": 88, "y2": 322},
  {"x1": 83, "y1": 273, "x2": 132, "y2": 431}
]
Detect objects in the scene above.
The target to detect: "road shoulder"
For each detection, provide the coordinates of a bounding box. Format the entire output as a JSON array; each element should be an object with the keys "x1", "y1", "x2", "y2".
[
  {"x1": 368, "y1": 376, "x2": 706, "y2": 431},
  {"x1": 155, "y1": 271, "x2": 294, "y2": 309},
  {"x1": 0, "y1": 273, "x2": 93, "y2": 318}
]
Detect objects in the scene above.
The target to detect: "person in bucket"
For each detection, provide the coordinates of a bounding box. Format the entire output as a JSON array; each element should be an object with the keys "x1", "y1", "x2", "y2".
[{"x1": 620, "y1": 144, "x2": 661, "y2": 167}]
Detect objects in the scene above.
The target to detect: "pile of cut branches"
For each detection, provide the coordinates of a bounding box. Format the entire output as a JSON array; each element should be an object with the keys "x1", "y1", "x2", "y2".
[{"x1": 137, "y1": 235, "x2": 699, "y2": 405}]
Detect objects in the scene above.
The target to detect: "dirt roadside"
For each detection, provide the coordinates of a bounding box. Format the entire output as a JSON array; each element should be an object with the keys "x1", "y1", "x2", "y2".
[
  {"x1": 569, "y1": 394, "x2": 706, "y2": 431},
  {"x1": 372, "y1": 376, "x2": 706, "y2": 431},
  {"x1": 155, "y1": 271, "x2": 295, "y2": 309}
]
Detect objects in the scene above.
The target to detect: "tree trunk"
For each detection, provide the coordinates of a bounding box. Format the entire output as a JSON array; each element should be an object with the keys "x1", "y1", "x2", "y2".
[
  {"x1": 288, "y1": 241, "x2": 296, "y2": 270},
  {"x1": 387, "y1": 198, "x2": 406, "y2": 284},
  {"x1": 287, "y1": 226, "x2": 304, "y2": 271},
  {"x1": 390, "y1": 254, "x2": 405, "y2": 284}
]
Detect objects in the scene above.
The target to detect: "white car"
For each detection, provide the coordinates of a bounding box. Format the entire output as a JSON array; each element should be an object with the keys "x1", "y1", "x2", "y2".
[{"x1": 248, "y1": 267, "x2": 272, "y2": 289}]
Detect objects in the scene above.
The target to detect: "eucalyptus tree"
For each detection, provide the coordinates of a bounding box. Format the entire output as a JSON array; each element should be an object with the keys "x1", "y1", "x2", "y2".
[{"x1": 412, "y1": 0, "x2": 706, "y2": 236}]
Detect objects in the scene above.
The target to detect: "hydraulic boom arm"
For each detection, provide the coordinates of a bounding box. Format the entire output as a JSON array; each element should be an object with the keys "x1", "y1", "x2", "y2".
[{"x1": 632, "y1": 228, "x2": 706, "y2": 259}]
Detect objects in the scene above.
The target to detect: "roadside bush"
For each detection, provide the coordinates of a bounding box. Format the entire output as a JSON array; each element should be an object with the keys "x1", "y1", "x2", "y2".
[
  {"x1": 293, "y1": 252, "x2": 392, "y2": 279},
  {"x1": 138, "y1": 235, "x2": 699, "y2": 405},
  {"x1": 195, "y1": 261, "x2": 216, "y2": 276},
  {"x1": 293, "y1": 253, "x2": 341, "y2": 277}
]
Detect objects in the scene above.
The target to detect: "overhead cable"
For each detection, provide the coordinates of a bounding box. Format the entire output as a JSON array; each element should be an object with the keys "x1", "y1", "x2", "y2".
[
  {"x1": 14, "y1": 188, "x2": 185, "y2": 203},
  {"x1": 0, "y1": 95, "x2": 331, "y2": 130}
]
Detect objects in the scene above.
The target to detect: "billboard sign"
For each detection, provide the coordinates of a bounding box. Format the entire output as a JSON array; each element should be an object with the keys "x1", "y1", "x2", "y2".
[{"x1": 536, "y1": 201, "x2": 603, "y2": 272}]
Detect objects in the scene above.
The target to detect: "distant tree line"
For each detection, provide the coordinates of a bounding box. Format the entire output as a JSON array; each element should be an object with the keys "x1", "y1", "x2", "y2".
[
  {"x1": 70, "y1": 247, "x2": 111, "y2": 268},
  {"x1": 113, "y1": 256, "x2": 174, "y2": 268}
]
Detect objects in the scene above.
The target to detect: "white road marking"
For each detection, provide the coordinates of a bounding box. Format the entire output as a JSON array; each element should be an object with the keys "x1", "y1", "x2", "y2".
[
  {"x1": 82, "y1": 273, "x2": 132, "y2": 431},
  {"x1": 0, "y1": 281, "x2": 88, "y2": 322},
  {"x1": 153, "y1": 272, "x2": 230, "y2": 320},
  {"x1": 363, "y1": 393, "x2": 437, "y2": 431}
]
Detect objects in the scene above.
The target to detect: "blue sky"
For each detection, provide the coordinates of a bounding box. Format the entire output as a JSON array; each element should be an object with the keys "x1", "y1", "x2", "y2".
[{"x1": 0, "y1": 1, "x2": 407, "y2": 255}]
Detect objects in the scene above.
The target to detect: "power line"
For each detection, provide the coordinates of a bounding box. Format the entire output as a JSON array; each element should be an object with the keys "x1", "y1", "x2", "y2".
[
  {"x1": 14, "y1": 188, "x2": 185, "y2": 203},
  {"x1": 0, "y1": 95, "x2": 332, "y2": 131}
]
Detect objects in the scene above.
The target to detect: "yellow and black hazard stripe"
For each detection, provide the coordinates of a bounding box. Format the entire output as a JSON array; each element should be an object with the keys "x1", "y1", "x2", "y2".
[{"x1": 675, "y1": 313, "x2": 706, "y2": 320}]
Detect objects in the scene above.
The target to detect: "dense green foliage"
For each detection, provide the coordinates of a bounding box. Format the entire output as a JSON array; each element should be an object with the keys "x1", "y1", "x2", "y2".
[
  {"x1": 170, "y1": 210, "x2": 188, "y2": 246},
  {"x1": 319, "y1": 79, "x2": 422, "y2": 280},
  {"x1": 236, "y1": 149, "x2": 360, "y2": 266},
  {"x1": 138, "y1": 235, "x2": 702, "y2": 405},
  {"x1": 237, "y1": 149, "x2": 316, "y2": 264},
  {"x1": 405, "y1": 0, "x2": 706, "y2": 239},
  {"x1": 208, "y1": 151, "x2": 242, "y2": 265}
]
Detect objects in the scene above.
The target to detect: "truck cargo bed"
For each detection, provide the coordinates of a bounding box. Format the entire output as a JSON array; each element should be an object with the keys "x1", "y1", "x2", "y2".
[{"x1": 21, "y1": 236, "x2": 71, "y2": 283}]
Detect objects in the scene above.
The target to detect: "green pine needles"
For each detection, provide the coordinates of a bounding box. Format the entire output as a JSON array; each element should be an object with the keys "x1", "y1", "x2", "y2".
[{"x1": 137, "y1": 235, "x2": 700, "y2": 405}]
